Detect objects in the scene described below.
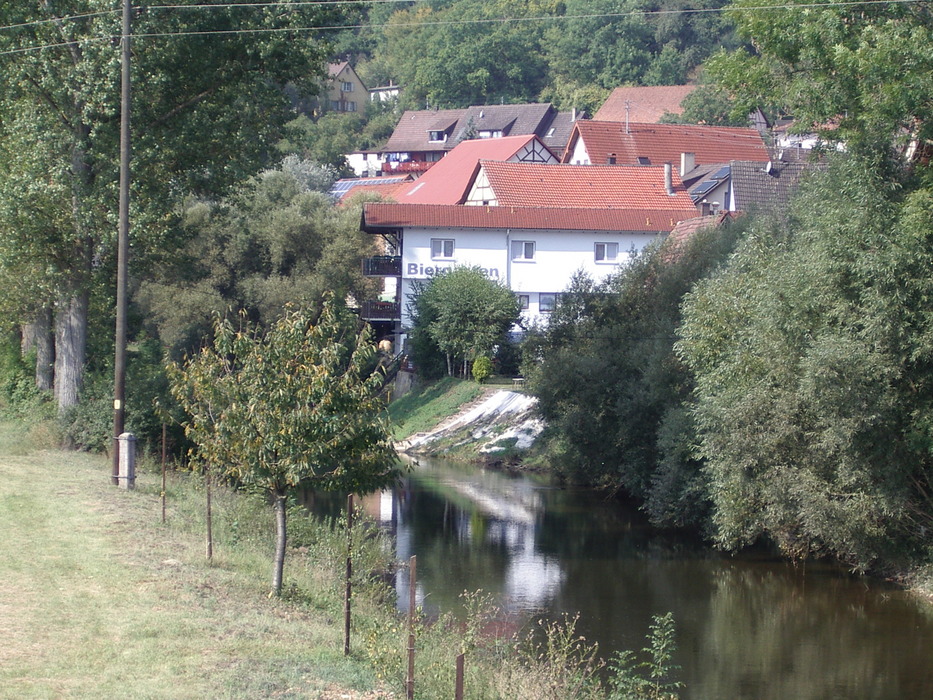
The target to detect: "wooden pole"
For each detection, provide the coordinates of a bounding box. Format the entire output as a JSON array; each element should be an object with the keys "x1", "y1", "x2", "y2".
[
  {"x1": 344, "y1": 494, "x2": 354, "y2": 656},
  {"x1": 205, "y1": 469, "x2": 213, "y2": 561},
  {"x1": 455, "y1": 652, "x2": 465, "y2": 700},
  {"x1": 407, "y1": 555, "x2": 417, "y2": 700},
  {"x1": 112, "y1": 0, "x2": 132, "y2": 485},
  {"x1": 161, "y1": 422, "x2": 167, "y2": 523}
]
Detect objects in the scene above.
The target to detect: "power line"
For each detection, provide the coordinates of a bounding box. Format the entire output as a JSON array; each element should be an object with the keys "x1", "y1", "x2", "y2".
[{"x1": 0, "y1": 0, "x2": 925, "y2": 57}]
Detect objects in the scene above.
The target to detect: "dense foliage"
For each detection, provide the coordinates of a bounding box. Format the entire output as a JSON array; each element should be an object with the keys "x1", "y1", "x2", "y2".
[
  {"x1": 408, "y1": 266, "x2": 520, "y2": 379},
  {"x1": 526, "y1": 221, "x2": 743, "y2": 528},
  {"x1": 678, "y1": 157, "x2": 933, "y2": 569},
  {"x1": 0, "y1": 0, "x2": 334, "y2": 410},
  {"x1": 170, "y1": 298, "x2": 398, "y2": 594},
  {"x1": 136, "y1": 157, "x2": 380, "y2": 358}
]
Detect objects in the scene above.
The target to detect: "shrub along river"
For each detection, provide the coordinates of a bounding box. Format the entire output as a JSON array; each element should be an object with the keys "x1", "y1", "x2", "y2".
[{"x1": 338, "y1": 455, "x2": 933, "y2": 698}]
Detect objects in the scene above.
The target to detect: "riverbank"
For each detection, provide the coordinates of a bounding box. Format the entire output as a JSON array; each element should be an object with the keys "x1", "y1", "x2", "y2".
[
  {"x1": 0, "y1": 420, "x2": 392, "y2": 699},
  {"x1": 389, "y1": 378, "x2": 543, "y2": 463},
  {"x1": 0, "y1": 418, "x2": 672, "y2": 699},
  {"x1": 386, "y1": 379, "x2": 933, "y2": 605}
]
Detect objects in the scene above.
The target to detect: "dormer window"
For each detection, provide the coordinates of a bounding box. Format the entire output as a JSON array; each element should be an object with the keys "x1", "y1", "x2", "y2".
[
  {"x1": 478, "y1": 130, "x2": 503, "y2": 139},
  {"x1": 428, "y1": 130, "x2": 447, "y2": 143}
]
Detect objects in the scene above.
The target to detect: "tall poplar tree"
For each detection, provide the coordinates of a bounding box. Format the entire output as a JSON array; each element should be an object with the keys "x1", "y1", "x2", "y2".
[{"x1": 0, "y1": 1, "x2": 333, "y2": 410}]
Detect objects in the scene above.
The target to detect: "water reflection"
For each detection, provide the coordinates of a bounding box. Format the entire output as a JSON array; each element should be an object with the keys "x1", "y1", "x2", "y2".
[{"x1": 352, "y1": 456, "x2": 933, "y2": 699}]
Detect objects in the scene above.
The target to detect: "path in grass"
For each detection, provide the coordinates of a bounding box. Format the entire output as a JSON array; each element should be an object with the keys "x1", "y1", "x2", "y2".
[{"x1": 0, "y1": 431, "x2": 392, "y2": 699}]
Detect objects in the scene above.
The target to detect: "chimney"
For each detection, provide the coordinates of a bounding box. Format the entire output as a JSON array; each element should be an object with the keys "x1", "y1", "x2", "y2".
[
  {"x1": 680, "y1": 152, "x2": 695, "y2": 176},
  {"x1": 664, "y1": 162, "x2": 674, "y2": 195},
  {"x1": 571, "y1": 107, "x2": 577, "y2": 122}
]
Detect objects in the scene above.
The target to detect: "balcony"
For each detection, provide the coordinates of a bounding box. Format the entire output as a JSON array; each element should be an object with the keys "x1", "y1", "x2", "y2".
[
  {"x1": 381, "y1": 160, "x2": 435, "y2": 174},
  {"x1": 361, "y1": 300, "x2": 401, "y2": 322},
  {"x1": 362, "y1": 255, "x2": 401, "y2": 277}
]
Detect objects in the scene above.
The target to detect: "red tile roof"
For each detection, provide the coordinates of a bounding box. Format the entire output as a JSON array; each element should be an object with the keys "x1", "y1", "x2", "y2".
[
  {"x1": 594, "y1": 85, "x2": 696, "y2": 122},
  {"x1": 478, "y1": 161, "x2": 695, "y2": 211},
  {"x1": 362, "y1": 203, "x2": 697, "y2": 233},
  {"x1": 563, "y1": 121, "x2": 769, "y2": 169},
  {"x1": 398, "y1": 135, "x2": 546, "y2": 205}
]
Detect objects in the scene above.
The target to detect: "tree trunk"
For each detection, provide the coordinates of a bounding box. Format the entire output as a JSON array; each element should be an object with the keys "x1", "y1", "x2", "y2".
[
  {"x1": 272, "y1": 489, "x2": 287, "y2": 596},
  {"x1": 22, "y1": 308, "x2": 54, "y2": 392},
  {"x1": 54, "y1": 290, "x2": 88, "y2": 412}
]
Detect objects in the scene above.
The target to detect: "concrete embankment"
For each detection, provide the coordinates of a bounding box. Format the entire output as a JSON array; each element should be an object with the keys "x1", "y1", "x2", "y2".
[{"x1": 396, "y1": 389, "x2": 543, "y2": 457}]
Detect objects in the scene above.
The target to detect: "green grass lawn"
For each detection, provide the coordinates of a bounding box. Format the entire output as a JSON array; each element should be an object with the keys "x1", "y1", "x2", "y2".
[{"x1": 0, "y1": 421, "x2": 387, "y2": 699}]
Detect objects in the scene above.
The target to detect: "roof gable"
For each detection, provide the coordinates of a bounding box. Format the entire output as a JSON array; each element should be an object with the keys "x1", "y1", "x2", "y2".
[{"x1": 398, "y1": 135, "x2": 551, "y2": 205}]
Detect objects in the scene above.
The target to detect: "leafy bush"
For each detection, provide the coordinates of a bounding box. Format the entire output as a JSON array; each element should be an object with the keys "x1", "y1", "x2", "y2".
[{"x1": 471, "y1": 355, "x2": 493, "y2": 383}]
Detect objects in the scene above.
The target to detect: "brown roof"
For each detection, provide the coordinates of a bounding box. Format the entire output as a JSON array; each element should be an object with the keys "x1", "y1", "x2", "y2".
[
  {"x1": 478, "y1": 161, "x2": 695, "y2": 211},
  {"x1": 362, "y1": 203, "x2": 696, "y2": 233},
  {"x1": 594, "y1": 85, "x2": 696, "y2": 122},
  {"x1": 662, "y1": 212, "x2": 735, "y2": 261},
  {"x1": 381, "y1": 109, "x2": 466, "y2": 153},
  {"x1": 563, "y1": 121, "x2": 769, "y2": 168},
  {"x1": 379, "y1": 104, "x2": 578, "y2": 156},
  {"x1": 398, "y1": 136, "x2": 546, "y2": 205}
]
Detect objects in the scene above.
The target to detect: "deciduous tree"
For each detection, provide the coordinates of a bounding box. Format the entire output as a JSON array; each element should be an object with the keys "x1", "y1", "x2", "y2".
[
  {"x1": 0, "y1": 1, "x2": 333, "y2": 410},
  {"x1": 170, "y1": 297, "x2": 398, "y2": 596}
]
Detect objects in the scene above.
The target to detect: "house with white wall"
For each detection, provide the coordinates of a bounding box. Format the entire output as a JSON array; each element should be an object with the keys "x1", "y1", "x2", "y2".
[{"x1": 359, "y1": 162, "x2": 698, "y2": 346}]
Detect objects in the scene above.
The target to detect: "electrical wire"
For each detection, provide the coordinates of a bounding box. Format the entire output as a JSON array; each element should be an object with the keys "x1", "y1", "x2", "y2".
[{"x1": 0, "y1": 0, "x2": 926, "y2": 57}]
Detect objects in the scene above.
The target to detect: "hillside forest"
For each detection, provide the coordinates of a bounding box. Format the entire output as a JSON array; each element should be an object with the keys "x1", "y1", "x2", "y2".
[{"x1": 2, "y1": 0, "x2": 933, "y2": 580}]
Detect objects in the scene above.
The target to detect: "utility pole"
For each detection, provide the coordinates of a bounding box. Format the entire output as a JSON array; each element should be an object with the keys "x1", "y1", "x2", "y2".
[{"x1": 112, "y1": 0, "x2": 132, "y2": 485}]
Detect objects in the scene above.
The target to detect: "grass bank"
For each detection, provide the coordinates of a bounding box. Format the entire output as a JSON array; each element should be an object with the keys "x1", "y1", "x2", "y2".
[
  {"x1": 0, "y1": 417, "x2": 679, "y2": 699},
  {"x1": 386, "y1": 378, "x2": 483, "y2": 441},
  {"x1": 0, "y1": 420, "x2": 389, "y2": 699}
]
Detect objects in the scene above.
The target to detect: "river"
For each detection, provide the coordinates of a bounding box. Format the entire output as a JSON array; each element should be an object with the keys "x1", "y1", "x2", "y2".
[{"x1": 350, "y1": 456, "x2": 933, "y2": 699}]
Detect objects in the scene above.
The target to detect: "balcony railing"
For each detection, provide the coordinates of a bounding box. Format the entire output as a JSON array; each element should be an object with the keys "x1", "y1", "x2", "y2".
[
  {"x1": 362, "y1": 255, "x2": 402, "y2": 277},
  {"x1": 381, "y1": 160, "x2": 435, "y2": 174},
  {"x1": 361, "y1": 300, "x2": 401, "y2": 321}
]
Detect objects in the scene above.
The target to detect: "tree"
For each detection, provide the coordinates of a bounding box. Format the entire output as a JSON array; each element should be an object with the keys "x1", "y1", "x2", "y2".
[
  {"x1": 527, "y1": 220, "x2": 743, "y2": 526},
  {"x1": 677, "y1": 156, "x2": 933, "y2": 568},
  {"x1": 136, "y1": 157, "x2": 380, "y2": 357},
  {"x1": 410, "y1": 266, "x2": 520, "y2": 378},
  {"x1": 707, "y1": 0, "x2": 933, "y2": 152},
  {"x1": 0, "y1": 1, "x2": 333, "y2": 411},
  {"x1": 170, "y1": 297, "x2": 398, "y2": 596},
  {"x1": 381, "y1": 0, "x2": 554, "y2": 108}
]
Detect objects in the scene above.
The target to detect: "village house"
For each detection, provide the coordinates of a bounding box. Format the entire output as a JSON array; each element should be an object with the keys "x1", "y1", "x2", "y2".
[
  {"x1": 323, "y1": 61, "x2": 366, "y2": 114},
  {"x1": 359, "y1": 158, "x2": 698, "y2": 347},
  {"x1": 562, "y1": 121, "x2": 770, "y2": 172},
  {"x1": 350, "y1": 103, "x2": 581, "y2": 177}
]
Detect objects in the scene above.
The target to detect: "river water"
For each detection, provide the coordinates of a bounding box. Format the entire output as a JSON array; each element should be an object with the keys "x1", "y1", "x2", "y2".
[{"x1": 352, "y1": 456, "x2": 933, "y2": 699}]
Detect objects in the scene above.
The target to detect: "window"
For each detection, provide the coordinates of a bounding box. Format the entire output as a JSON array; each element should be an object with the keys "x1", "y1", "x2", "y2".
[
  {"x1": 595, "y1": 242, "x2": 619, "y2": 263},
  {"x1": 346, "y1": 101, "x2": 357, "y2": 112},
  {"x1": 341, "y1": 81, "x2": 354, "y2": 92},
  {"x1": 517, "y1": 294, "x2": 530, "y2": 310},
  {"x1": 539, "y1": 293, "x2": 557, "y2": 313},
  {"x1": 428, "y1": 130, "x2": 447, "y2": 143},
  {"x1": 511, "y1": 240, "x2": 535, "y2": 261},
  {"x1": 431, "y1": 238, "x2": 455, "y2": 259}
]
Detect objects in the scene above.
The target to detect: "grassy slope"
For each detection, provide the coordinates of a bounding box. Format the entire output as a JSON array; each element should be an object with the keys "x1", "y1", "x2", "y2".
[
  {"x1": 0, "y1": 421, "x2": 385, "y2": 700},
  {"x1": 386, "y1": 377, "x2": 482, "y2": 441}
]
